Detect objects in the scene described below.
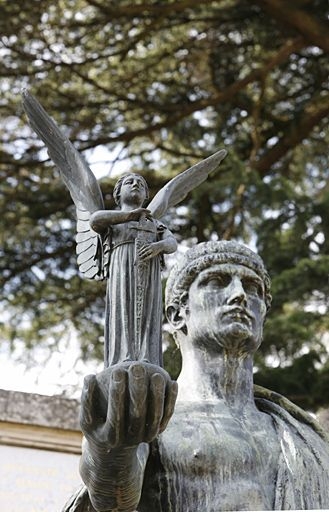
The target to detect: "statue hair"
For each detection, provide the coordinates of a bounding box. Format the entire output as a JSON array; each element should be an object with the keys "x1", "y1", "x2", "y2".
[{"x1": 165, "y1": 240, "x2": 272, "y2": 313}]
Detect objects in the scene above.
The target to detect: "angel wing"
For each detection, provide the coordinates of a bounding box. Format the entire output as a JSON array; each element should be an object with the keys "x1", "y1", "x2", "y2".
[
  {"x1": 148, "y1": 149, "x2": 227, "y2": 219},
  {"x1": 22, "y1": 90, "x2": 105, "y2": 280}
]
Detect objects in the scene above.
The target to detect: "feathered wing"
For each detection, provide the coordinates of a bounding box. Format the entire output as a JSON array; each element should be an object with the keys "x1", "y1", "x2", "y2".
[
  {"x1": 22, "y1": 90, "x2": 105, "y2": 280},
  {"x1": 148, "y1": 149, "x2": 227, "y2": 219}
]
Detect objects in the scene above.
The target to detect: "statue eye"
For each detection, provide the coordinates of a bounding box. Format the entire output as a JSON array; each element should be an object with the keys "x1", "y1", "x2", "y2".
[
  {"x1": 243, "y1": 279, "x2": 263, "y2": 297},
  {"x1": 205, "y1": 274, "x2": 231, "y2": 288}
]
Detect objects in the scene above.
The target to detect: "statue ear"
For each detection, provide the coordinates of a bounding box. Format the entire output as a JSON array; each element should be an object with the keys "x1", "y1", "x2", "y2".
[{"x1": 166, "y1": 303, "x2": 187, "y2": 331}]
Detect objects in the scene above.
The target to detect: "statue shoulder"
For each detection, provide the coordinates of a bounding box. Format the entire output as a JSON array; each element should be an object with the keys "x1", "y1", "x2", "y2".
[{"x1": 254, "y1": 384, "x2": 329, "y2": 444}]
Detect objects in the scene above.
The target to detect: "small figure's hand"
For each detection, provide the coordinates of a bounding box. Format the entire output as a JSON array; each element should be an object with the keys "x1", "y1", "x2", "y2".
[
  {"x1": 80, "y1": 362, "x2": 177, "y2": 450},
  {"x1": 128, "y1": 208, "x2": 152, "y2": 222},
  {"x1": 138, "y1": 241, "x2": 164, "y2": 262}
]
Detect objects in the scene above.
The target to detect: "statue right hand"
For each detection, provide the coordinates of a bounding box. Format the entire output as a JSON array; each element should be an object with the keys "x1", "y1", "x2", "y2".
[
  {"x1": 128, "y1": 208, "x2": 152, "y2": 222},
  {"x1": 80, "y1": 362, "x2": 178, "y2": 449}
]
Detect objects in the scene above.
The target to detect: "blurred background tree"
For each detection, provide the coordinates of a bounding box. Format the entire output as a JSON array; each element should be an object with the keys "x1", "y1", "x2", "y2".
[{"x1": 1, "y1": 0, "x2": 328, "y2": 409}]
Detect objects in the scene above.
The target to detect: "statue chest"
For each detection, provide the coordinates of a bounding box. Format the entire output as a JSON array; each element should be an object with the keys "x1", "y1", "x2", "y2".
[
  {"x1": 144, "y1": 404, "x2": 280, "y2": 511},
  {"x1": 112, "y1": 219, "x2": 158, "y2": 245}
]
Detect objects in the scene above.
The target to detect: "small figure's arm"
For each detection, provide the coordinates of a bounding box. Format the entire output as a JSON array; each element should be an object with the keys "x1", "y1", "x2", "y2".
[
  {"x1": 79, "y1": 362, "x2": 177, "y2": 512},
  {"x1": 89, "y1": 208, "x2": 151, "y2": 233},
  {"x1": 90, "y1": 209, "x2": 177, "y2": 263}
]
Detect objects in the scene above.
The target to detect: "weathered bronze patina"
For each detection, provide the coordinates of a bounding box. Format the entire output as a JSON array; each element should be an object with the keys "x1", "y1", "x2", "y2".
[
  {"x1": 22, "y1": 92, "x2": 329, "y2": 511},
  {"x1": 63, "y1": 241, "x2": 329, "y2": 511},
  {"x1": 22, "y1": 90, "x2": 226, "y2": 370}
]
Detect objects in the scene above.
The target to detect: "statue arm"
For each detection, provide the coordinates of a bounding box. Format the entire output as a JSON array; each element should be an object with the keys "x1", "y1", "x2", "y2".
[
  {"x1": 79, "y1": 363, "x2": 177, "y2": 512},
  {"x1": 158, "y1": 225, "x2": 178, "y2": 254},
  {"x1": 80, "y1": 440, "x2": 149, "y2": 512},
  {"x1": 90, "y1": 208, "x2": 151, "y2": 233}
]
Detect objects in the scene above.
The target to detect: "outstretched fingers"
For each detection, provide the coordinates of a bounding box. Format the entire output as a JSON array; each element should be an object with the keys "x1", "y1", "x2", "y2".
[
  {"x1": 145, "y1": 375, "x2": 178, "y2": 441},
  {"x1": 145, "y1": 372, "x2": 166, "y2": 442},
  {"x1": 80, "y1": 365, "x2": 177, "y2": 449},
  {"x1": 127, "y1": 364, "x2": 148, "y2": 444},
  {"x1": 80, "y1": 374, "x2": 97, "y2": 434},
  {"x1": 104, "y1": 368, "x2": 127, "y2": 448},
  {"x1": 159, "y1": 380, "x2": 178, "y2": 433}
]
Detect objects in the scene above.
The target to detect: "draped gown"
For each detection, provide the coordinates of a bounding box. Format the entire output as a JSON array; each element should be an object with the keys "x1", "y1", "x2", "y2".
[{"x1": 104, "y1": 217, "x2": 168, "y2": 368}]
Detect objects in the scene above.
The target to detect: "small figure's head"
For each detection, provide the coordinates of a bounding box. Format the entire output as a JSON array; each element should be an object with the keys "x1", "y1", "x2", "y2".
[
  {"x1": 165, "y1": 241, "x2": 271, "y2": 355},
  {"x1": 113, "y1": 173, "x2": 149, "y2": 208}
]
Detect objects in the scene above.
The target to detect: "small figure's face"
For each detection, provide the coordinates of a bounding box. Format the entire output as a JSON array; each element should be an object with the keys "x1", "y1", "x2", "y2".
[
  {"x1": 119, "y1": 174, "x2": 148, "y2": 207},
  {"x1": 183, "y1": 263, "x2": 267, "y2": 354}
]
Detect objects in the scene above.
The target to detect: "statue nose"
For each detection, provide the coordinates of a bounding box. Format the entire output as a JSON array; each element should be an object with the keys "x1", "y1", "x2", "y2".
[{"x1": 227, "y1": 277, "x2": 247, "y2": 306}]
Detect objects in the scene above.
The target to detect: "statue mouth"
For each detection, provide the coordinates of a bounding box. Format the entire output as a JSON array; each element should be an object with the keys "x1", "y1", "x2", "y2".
[{"x1": 223, "y1": 307, "x2": 253, "y2": 326}]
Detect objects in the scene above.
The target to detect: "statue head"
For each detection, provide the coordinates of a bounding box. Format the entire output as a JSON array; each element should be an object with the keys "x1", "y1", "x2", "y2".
[
  {"x1": 165, "y1": 241, "x2": 271, "y2": 354},
  {"x1": 113, "y1": 173, "x2": 149, "y2": 207}
]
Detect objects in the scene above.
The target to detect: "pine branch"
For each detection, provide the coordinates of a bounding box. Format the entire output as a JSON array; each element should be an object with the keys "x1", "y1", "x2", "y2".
[{"x1": 254, "y1": 0, "x2": 329, "y2": 53}]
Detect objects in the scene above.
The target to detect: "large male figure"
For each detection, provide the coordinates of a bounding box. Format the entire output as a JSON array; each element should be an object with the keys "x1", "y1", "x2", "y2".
[{"x1": 64, "y1": 241, "x2": 329, "y2": 511}]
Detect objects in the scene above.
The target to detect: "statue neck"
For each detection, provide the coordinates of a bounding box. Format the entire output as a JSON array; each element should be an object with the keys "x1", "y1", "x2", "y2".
[
  {"x1": 121, "y1": 204, "x2": 136, "y2": 211},
  {"x1": 120, "y1": 199, "x2": 144, "y2": 211},
  {"x1": 177, "y1": 340, "x2": 257, "y2": 413}
]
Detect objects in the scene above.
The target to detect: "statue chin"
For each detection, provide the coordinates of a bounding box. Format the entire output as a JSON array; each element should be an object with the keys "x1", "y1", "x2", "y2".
[{"x1": 216, "y1": 322, "x2": 255, "y2": 352}]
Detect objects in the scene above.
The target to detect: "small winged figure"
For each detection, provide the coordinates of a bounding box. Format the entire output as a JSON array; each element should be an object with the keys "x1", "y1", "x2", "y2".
[{"x1": 22, "y1": 90, "x2": 227, "y2": 369}]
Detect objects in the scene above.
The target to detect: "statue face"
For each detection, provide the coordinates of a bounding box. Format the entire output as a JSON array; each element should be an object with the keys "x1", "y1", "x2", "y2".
[
  {"x1": 119, "y1": 174, "x2": 148, "y2": 207},
  {"x1": 184, "y1": 263, "x2": 267, "y2": 354}
]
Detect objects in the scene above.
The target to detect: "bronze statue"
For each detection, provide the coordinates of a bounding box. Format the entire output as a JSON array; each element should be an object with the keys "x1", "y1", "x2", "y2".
[
  {"x1": 22, "y1": 92, "x2": 329, "y2": 511},
  {"x1": 89, "y1": 172, "x2": 177, "y2": 367},
  {"x1": 22, "y1": 90, "x2": 226, "y2": 368},
  {"x1": 63, "y1": 241, "x2": 329, "y2": 511}
]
